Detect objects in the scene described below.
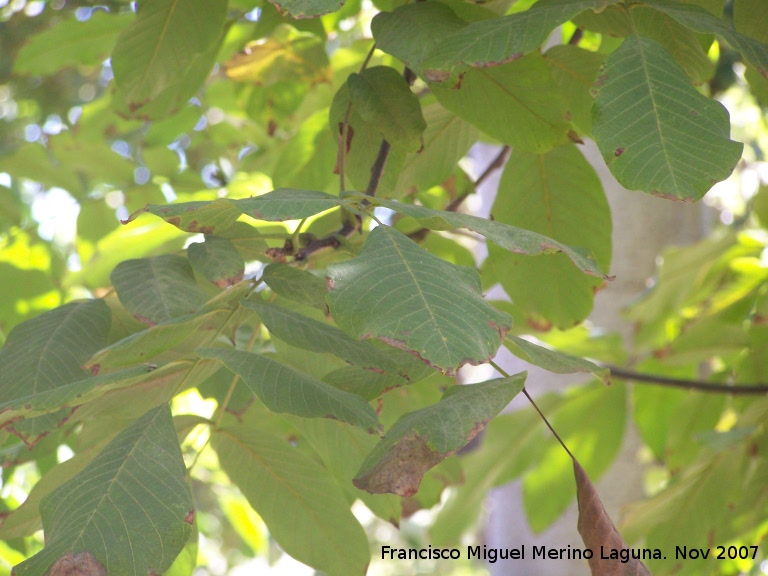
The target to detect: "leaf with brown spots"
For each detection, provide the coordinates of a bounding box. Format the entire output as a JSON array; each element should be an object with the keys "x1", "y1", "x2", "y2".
[
  {"x1": 354, "y1": 374, "x2": 525, "y2": 496},
  {"x1": 12, "y1": 404, "x2": 194, "y2": 576},
  {"x1": 574, "y1": 457, "x2": 652, "y2": 576}
]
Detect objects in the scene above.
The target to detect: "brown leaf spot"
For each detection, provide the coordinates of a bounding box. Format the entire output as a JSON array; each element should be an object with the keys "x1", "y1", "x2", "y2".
[
  {"x1": 326, "y1": 277, "x2": 336, "y2": 291},
  {"x1": 89, "y1": 364, "x2": 100, "y2": 376},
  {"x1": 614, "y1": 147, "x2": 624, "y2": 157},
  {"x1": 184, "y1": 510, "x2": 195, "y2": 525},
  {"x1": 526, "y1": 316, "x2": 553, "y2": 332},
  {"x1": 474, "y1": 53, "x2": 523, "y2": 68},
  {"x1": 134, "y1": 314, "x2": 156, "y2": 327},
  {"x1": 166, "y1": 216, "x2": 181, "y2": 228},
  {"x1": 214, "y1": 273, "x2": 245, "y2": 289},
  {"x1": 265, "y1": 247, "x2": 287, "y2": 263},
  {"x1": 568, "y1": 130, "x2": 584, "y2": 144},
  {"x1": 47, "y1": 551, "x2": 107, "y2": 576},
  {"x1": 574, "y1": 458, "x2": 652, "y2": 576},
  {"x1": 423, "y1": 68, "x2": 450, "y2": 83},
  {"x1": 353, "y1": 432, "x2": 445, "y2": 496}
]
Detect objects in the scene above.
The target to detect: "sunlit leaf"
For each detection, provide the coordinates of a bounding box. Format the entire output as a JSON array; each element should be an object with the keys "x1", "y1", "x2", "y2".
[
  {"x1": 213, "y1": 419, "x2": 370, "y2": 576},
  {"x1": 327, "y1": 226, "x2": 513, "y2": 375},
  {"x1": 354, "y1": 374, "x2": 525, "y2": 496},
  {"x1": 14, "y1": 12, "x2": 131, "y2": 76},
  {"x1": 268, "y1": 0, "x2": 345, "y2": 19},
  {"x1": 13, "y1": 405, "x2": 194, "y2": 576},
  {"x1": 111, "y1": 0, "x2": 228, "y2": 119},
  {"x1": 225, "y1": 25, "x2": 331, "y2": 86}
]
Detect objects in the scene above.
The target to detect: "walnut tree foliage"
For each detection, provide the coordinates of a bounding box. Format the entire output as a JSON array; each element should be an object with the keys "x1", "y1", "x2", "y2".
[{"x1": 0, "y1": 0, "x2": 768, "y2": 574}]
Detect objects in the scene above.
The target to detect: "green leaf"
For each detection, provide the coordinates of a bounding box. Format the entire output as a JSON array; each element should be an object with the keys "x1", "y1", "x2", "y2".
[
  {"x1": 85, "y1": 309, "x2": 239, "y2": 370},
  {"x1": 420, "y1": 0, "x2": 622, "y2": 82},
  {"x1": 327, "y1": 226, "x2": 512, "y2": 375},
  {"x1": 394, "y1": 103, "x2": 481, "y2": 196},
  {"x1": 262, "y1": 264, "x2": 328, "y2": 309},
  {"x1": 644, "y1": 0, "x2": 768, "y2": 79},
  {"x1": 485, "y1": 144, "x2": 611, "y2": 327},
  {"x1": 129, "y1": 189, "x2": 343, "y2": 232},
  {"x1": 371, "y1": 2, "x2": 466, "y2": 76},
  {"x1": 267, "y1": 0, "x2": 344, "y2": 18},
  {"x1": 14, "y1": 12, "x2": 131, "y2": 76},
  {"x1": 196, "y1": 348, "x2": 381, "y2": 431},
  {"x1": 363, "y1": 193, "x2": 608, "y2": 278},
  {"x1": 734, "y1": 0, "x2": 768, "y2": 43},
  {"x1": 13, "y1": 404, "x2": 194, "y2": 576},
  {"x1": 0, "y1": 300, "x2": 111, "y2": 443},
  {"x1": 272, "y1": 109, "x2": 338, "y2": 191},
  {"x1": 543, "y1": 45, "x2": 605, "y2": 135},
  {"x1": 621, "y1": 448, "x2": 746, "y2": 575},
  {"x1": 432, "y1": 397, "x2": 560, "y2": 545},
  {"x1": 431, "y1": 53, "x2": 571, "y2": 152},
  {"x1": 111, "y1": 255, "x2": 208, "y2": 325},
  {"x1": 505, "y1": 335, "x2": 610, "y2": 384},
  {"x1": 225, "y1": 25, "x2": 331, "y2": 86},
  {"x1": 187, "y1": 236, "x2": 245, "y2": 288},
  {"x1": 592, "y1": 36, "x2": 743, "y2": 201},
  {"x1": 347, "y1": 66, "x2": 427, "y2": 152},
  {"x1": 353, "y1": 374, "x2": 526, "y2": 496},
  {"x1": 329, "y1": 83, "x2": 407, "y2": 194},
  {"x1": 111, "y1": 0, "x2": 228, "y2": 120},
  {"x1": 242, "y1": 299, "x2": 404, "y2": 375},
  {"x1": 0, "y1": 364, "x2": 179, "y2": 429},
  {"x1": 213, "y1": 419, "x2": 370, "y2": 576}
]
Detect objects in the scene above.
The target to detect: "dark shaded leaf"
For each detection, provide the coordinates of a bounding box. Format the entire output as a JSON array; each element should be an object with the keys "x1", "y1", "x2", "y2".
[
  {"x1": 188, "y1": 236, "x2": 245, "y2": 288},
  {"x1": 111, "y1": 255, "x2": 207, "y2": 324},
  {"x1": 196, "y1": 348, "x2": 380, "y2": 431}
]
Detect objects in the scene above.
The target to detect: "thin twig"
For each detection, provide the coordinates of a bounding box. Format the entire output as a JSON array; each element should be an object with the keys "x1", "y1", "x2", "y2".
[
  {"x1": 568, "y1": 27, "x2": 584, "y2": 45},
  {"x1": 490, "y1": 359, "x2": 575, "y2": 459},
  {"x1": 606, "y1": 365, "x2": 768, "y2": 395},
  {"x1": 445, "y1": 145, "x2": 511, "y2": 214}
]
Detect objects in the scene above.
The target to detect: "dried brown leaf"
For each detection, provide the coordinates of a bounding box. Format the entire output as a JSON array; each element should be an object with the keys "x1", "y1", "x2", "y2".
[{"x1": 574, "y1": 457, "x2": 652, "y2": 576}]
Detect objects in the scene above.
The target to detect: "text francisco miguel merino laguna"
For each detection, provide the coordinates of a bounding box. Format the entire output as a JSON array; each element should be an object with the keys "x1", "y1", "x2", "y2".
[{"x1": 381, "y1": 544, "x2": 663, "y2": 564}]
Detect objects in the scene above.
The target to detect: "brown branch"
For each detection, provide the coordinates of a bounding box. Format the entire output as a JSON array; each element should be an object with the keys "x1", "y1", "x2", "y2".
[
  {"x1": 445, "y1": 145, "x2": 511, "y2": 214},
  {"x1": 568, "y1": 27, "x2": 584, "y2": 45},
  {"x1": 606, "y1": 365, "x2": 768, "y2": 395}
]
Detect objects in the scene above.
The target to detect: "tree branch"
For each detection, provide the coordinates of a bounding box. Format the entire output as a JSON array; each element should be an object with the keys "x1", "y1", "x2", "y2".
[{"x1": 606, "y1": 365, "x2": 768, "y2": 395}]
